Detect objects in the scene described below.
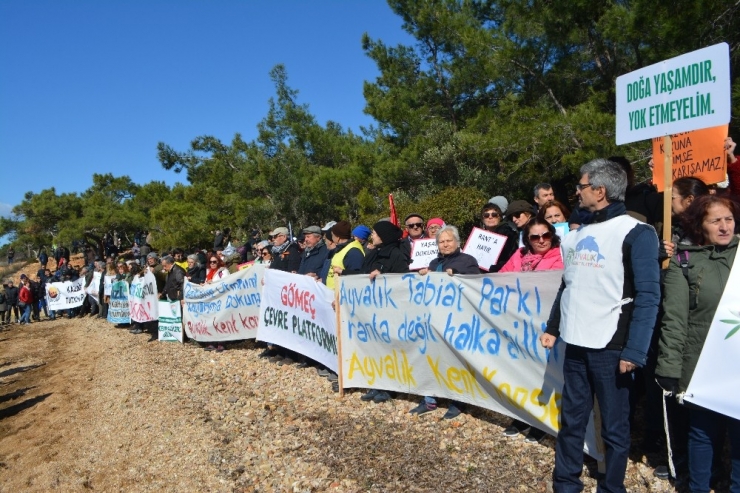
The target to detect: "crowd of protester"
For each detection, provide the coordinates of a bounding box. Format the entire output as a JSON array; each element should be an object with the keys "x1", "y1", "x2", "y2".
[{"x1": 3, "y1": 140, "x2": 740, "y2": 492}]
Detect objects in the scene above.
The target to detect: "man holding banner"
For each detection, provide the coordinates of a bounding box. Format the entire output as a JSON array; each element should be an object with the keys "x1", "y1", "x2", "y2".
[{"x1": 541, "y1": 159, "x2": 660, "y2": 493}]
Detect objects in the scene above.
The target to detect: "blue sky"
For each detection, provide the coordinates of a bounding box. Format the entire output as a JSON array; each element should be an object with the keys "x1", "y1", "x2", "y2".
[{"x1": 0, "y1": 1, "x2": 414, "y2": 221}]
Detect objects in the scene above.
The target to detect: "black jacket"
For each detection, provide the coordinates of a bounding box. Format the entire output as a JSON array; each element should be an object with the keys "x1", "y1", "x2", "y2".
[
  {"x1": 163, "y1": 264, "x2": 186, "y2": 301},
  {"x1": 186, "y1": 265, "x2": 206, "y2": 285},
  {"x1": 5, "y1": 286, "x2": 19, "y2": 306},
  {"x1": 360, "y1": 241, "x2": 410, "y2": 275},
  {"x1": 488, "y1": 221, "x2": 519, "y2": 273},
  {"x1": 269, "y1": 243, "x2": 302, "y2": 272},
  {"x1": 428, "y1": 248, "x2": 480, "y2": 274}
]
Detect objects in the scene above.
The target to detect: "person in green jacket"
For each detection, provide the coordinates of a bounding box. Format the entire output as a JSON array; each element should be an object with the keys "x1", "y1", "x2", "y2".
[{"x1": 656, "y1": 195, "x2": 739, "y2": 493}]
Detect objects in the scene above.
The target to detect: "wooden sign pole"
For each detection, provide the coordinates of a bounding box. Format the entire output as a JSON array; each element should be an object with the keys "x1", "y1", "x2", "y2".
[{"x1": 661, "y1": 135, "x2": 673, "y2": 269}]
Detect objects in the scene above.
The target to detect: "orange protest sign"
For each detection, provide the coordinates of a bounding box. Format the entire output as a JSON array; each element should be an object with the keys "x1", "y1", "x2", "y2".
[{"x1": 651, "y1": 125, "x2": 728, "y2": 191}]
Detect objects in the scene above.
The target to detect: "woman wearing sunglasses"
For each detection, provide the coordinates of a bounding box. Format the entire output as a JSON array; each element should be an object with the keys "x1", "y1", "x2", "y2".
[
  {"x1": 205, "y1": 254, "x2": 229, "y2": 283},
  {"x1": 499, "y1": 217, "x2": 563, "y2": 273}
]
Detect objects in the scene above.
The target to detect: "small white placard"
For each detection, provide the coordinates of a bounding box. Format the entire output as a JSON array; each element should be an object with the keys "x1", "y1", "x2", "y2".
[
  {"x1": 462, "y1": 227, "x2": 508, "y2": 272},
  {"x1": 409, "y1": 238, "x2": 439, "y2": 270}
]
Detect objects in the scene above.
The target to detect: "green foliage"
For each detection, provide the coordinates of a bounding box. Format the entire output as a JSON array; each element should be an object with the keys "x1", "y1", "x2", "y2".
[{"x1": 8, "y1": 2, "x2": 739, "y2": 250}]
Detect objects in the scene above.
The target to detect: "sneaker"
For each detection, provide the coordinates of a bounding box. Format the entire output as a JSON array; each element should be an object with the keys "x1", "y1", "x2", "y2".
[
  {"x1": 360, "y1": 389, "x2": 379, "y2": 402},
  {"x1": 268, "y1": 355, "x2": 283, "y2": 363},
  {"x1": 204, "y1": 345, "x2": 216, "y2": 351},
  {"x1": 326, "y1": 372, "x2": 338, "y2": 382},
  {"x1": 215, "y1": 345, "x2": 225, "y2": 353},
  {"x1": 331, "y1": 381, "x2": 340, "y2": 393},
  {"x1": 372, "y1": 391, "x2": 392, "y2": 403},
  {"x1": 503, "y1": 425, "x2": 527, "y2": 437},
  {"x1": 131, "y1": 328, "x2": 143, "y2": 334},
  {"x1": 296, "y1": 361, "x2": 309, "y2": 369},
  {"x1": 258, "y1": 348, "x2": 277, "y2": 358},
  {"x1": 409, "y1": 400, "x2": 437, "y2": 415},
  {"x1": 523, "y1": 428, "x2": 546, "y2": 443},
  {"x1": 277, "y1": 357, "x2": 294, "y2": 366},
  {"x1": 443, "y1": 404, "x2": 463, "y2": 420},
  {"x1": 317, "y1": 368, "x2": 331, "y2": 377}
]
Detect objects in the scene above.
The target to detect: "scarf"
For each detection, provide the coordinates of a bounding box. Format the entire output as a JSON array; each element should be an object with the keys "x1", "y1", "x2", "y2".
[{"x1": 272, "y1": 241, "x2": 293, "y2": 257}]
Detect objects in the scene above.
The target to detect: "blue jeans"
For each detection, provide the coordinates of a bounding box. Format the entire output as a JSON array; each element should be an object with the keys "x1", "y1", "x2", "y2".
[
  {"x1": 19, "y1": 304, "x2": 31, "y2": 323},
  {"x1": 688, "y1": 406, "x2": 740, "y2": 493},
  {"x1": 553, "y1": 345, "x2": 632, "y2": 493}
]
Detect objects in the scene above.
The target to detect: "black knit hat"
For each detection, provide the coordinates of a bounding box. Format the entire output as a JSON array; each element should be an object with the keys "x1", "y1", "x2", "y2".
[{"x1": 372, "y1": 221, "x2": 403, "y2": 245}]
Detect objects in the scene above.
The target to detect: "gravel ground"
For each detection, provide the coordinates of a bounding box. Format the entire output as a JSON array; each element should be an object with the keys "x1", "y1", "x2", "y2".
[{"x1": 0, "y1": 264, "x2": 686, "y2": 492}]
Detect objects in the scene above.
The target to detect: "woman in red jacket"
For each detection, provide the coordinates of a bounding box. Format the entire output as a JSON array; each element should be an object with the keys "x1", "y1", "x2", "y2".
[{"x1": 18, "y1": 277, "x2": 33, "y2": 325}]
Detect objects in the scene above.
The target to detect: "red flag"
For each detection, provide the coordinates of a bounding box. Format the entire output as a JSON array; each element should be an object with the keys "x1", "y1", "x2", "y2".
[{"x1": 389, "y1": 193, "x2": 399, "y2": 227}]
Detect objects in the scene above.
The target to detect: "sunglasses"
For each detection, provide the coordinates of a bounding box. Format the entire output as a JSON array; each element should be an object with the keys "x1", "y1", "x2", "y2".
[
  {"x1": 482, "y1": 212, "x2": 500, "y2": 219},
  {"x1": 209, "y1": 260, "x2": 218, "y2": 264},
  {"x1": 405, "y1": 222, "x2": 424, "y2": 229},
  {"x1": 529, "y1": 232, "x2": 553, "y2": 242}
]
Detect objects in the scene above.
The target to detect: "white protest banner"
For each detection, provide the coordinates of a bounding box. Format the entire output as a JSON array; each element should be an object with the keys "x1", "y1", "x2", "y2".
[
  {"x1": 107, "y1": 280, "x2": 130, "y2": 324},
  {"x1": 129, "y1": 271, "x2": 159, "y2": 323},
  {"x1": 158, "y1": 301, "x2": 183, "y2": 343},
  {"x1": 104, "y1": 275, "x2": 116, "y2": 296},
  {"x1": 684, "y1": 253, "x2": 740, "y2": 420},
  {"x1": 183, "y1": 265, "x2": 265, "y2": 342},
  {"x1": 86, "y1": 272, "x2": 101, "y2": 304},
  {"x1": 46, "y1": 278, "x2": 86, "y2": 310},
  {"x1": 462, "y1": 227, "x2": 508, "y2": 271},
  {"x1": 616, "y1": 43, "x2": 731, "y2": 145},
  {"x1": 409, "y1": 238, "x2": 439, "y2": 270},
  {"x1": 257, "y1": 269, "x2": 338, "y2": 373},
  {"x1": 338, "y1": 271, "x2": 601, "y2": 459}
]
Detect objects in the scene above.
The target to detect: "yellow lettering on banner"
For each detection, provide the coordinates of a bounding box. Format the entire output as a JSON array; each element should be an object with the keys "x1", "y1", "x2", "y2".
[
  {"x1": 347, "y1": 351, "x2": 416, "y2": 386},
  {"x1": 426, "y1": 356, "x2": 486, "y2": 399},
  {"x1": 482, "y1": 366, "x2": 562, "y2": 431}
]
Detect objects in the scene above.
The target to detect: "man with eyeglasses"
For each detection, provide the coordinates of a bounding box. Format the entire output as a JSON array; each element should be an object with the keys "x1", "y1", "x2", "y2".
[
  {"x1": 268, "y1": 227, "x2": 301, "y2": 273},
  {"x1": 540, "y1": 158, "x2": 660, "y2": 493},
  {"x1": 401, "y1": 213, "x2": 426, "y2": 262}
]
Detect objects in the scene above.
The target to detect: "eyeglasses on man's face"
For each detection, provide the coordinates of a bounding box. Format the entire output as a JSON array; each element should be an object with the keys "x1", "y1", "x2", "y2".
[
  {"x1": 405, "y1": 222, "x2": 423, "y2": 229},
  {"x1": 576, "y1": 183, "x2": 593, "y2": 192}
]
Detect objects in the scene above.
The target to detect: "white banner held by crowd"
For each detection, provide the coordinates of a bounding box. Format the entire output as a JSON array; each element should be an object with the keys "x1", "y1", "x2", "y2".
[
  {"x1": 46, "y1": 278, "x2": 86, "y2": 310},
  {"x1": 129, "y1": 271, "x2": 159, "y2": 323},
  {"x1": 338, "y1": 271, "x2": 601, "y2": 459},
  {"x1": 183, "y1": 265, "x2": 265, "y2": 342},
  {"x1": 409, "y1": 238, "x2": 439, "y2": 270},
  {"x1": 257, "y1": 269, "x2": 338, "y2": 373},
  {"x1": 107, "y1": 280, "x2": 130, "y2": 324},
  {"x1": 685, "y1": 252, "x2": 740, "y2": 420},
  {"x1": 462, "y1": 227, "x2": 507, "y2": 271},
  {"x1": 158, "y1": 301, "x2": 184, "y2": 343}
]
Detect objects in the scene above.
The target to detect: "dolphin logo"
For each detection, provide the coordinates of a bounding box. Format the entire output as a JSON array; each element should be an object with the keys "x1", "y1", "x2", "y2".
[{"x1": 575, "y1": 236, "x2": 605, "y2": 262}]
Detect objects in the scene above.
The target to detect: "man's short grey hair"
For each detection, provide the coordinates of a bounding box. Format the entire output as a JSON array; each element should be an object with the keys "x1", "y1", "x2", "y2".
[
  {"x1": 161, "y1": 255, "x2": 175, "y2": 265},
  {"x1": 186, "y1": 254, "x2": 199, "y2": 263},
  {"x1": 436, "y1": 225, "x2": 461, "y2": 245},
  {"x1": 580, "y1": 158, "x2": 628, "y2": 202},
  {"x1": 533, "y1": 183, "x2": 552, "y2": 196}
]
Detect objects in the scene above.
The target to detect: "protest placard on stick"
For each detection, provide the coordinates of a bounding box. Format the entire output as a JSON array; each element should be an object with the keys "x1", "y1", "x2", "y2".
[{"x1": 158, "y1": 300, "x2": 183, "y2": 343}]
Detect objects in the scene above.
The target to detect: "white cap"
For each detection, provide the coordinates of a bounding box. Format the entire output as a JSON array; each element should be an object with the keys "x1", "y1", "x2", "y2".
[{"x1": 321, "y1": 221, "x2": 337, "y2": 231}]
